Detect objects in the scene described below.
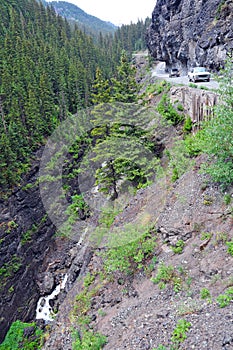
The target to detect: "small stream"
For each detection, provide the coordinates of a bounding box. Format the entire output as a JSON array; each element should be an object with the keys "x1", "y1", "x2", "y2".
[
  {"x1": 35, "y1": 227, "x2": 89, "y2": 322},
  {"x1": 36, "y1": 274, "x2": 68, "y2": 322}
]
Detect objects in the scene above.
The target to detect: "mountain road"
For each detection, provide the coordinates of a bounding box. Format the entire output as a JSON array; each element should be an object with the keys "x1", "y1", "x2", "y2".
[{"x1": 151, "y1": 62, "x2": 219, "y2": 90}]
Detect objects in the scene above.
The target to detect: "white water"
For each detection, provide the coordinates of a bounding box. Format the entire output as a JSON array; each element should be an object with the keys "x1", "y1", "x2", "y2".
[
  {"x1": 36, "y1": 227, "x2": 88, "y2": 322},
  {"x1": 36, "y1": 274, "x2": 68, "y2": 322}
]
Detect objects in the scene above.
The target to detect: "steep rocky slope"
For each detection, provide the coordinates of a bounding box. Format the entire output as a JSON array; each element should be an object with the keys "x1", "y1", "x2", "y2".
[
  {"x1": 41, "y1": 155, "x2": 233, "y2": 350},
  {"x1": 146, "y1": 0, "x2": 233, "y2": 72}
]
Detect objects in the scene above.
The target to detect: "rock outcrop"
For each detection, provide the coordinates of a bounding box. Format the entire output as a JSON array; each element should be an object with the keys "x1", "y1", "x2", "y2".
[
  {"x1": 169, "y1": 86, "x2": 218, "y2": 130},
  {"x1": 0, "y1": 150, "x2": 57, "y2": 342},
  {"x1": 146, "y1": 0, "x2": 233, "y2": 72}
]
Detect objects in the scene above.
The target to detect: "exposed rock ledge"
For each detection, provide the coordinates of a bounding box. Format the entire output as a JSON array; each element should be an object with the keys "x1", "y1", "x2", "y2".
[{"x1": 146, "y1": 0, "x2": 233, "y2": 72}]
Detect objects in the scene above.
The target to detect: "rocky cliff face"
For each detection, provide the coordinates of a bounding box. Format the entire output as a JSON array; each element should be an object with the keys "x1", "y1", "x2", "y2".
[
  {"x1": 0, "y1": 150, "x2": 56, "y2": 342},
  {"x1": 0, "y1": 149, "x2": 82, "y2": 343},
  {"x1": 146, "y1": 0, "x2": 233, "y2": 72}
]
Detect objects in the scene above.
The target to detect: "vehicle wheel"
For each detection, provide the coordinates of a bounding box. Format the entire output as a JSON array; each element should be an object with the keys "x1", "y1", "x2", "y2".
[{"x1": 207, "y1": 78, "x2": 210, "y2": 82}]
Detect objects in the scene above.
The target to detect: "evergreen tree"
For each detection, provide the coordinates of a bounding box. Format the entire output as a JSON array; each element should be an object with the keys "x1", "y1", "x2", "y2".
[
  {"x1": 91, "y1": 67, "x2": 111, "y2": 104},
  {"x1": 111, "y1": 50, "x2": 139, "y2": 103}
]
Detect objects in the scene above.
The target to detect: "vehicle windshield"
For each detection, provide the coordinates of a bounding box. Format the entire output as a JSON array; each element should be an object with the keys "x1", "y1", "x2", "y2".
[{"x1": 194, "y1": 67, "x2": 206, "y2": 72}]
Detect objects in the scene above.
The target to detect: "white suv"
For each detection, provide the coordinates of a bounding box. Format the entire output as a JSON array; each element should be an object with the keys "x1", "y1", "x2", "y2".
[{"x1": 188, "y1": 67, "x2": 211, "y2": 82}]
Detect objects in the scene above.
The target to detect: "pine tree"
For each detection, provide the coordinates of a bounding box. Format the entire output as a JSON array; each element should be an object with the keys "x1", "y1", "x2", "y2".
[
  {"x1": 91, "y1": 67, "x2": 111, "y2": 104},
  {"x1": 111, "y1": 50, "x2": 139, "y2": 103}
]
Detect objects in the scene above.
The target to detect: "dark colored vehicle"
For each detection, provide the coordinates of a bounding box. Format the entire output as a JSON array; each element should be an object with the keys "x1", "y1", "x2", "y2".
[{"x1": 169, "y1": 68, "x2": 180, "y2": 77}]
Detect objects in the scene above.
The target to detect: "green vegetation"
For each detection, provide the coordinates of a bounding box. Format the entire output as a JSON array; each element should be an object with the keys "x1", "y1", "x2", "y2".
[
  {"x1": 224, "y1": 194, "x2": 232, "y2": 205},
  {"x1": 171, "y1": 240, "x2": 185, "y2": 254},
  {"x1": 0, "y1": 0, "x2": 111, "y2": 192},
  {"x1": 72, "y1": 329, "x2": 107, "y2": 350},
  {"x1": 216, "y1": 287, "x2": 233, "y2": 308},
  {"x1": 65, "y1": 194, "x2": 90, "y2": 223},
  {"x1": 101, "y1": 225, "x2": 157, "y2": 274},
  {"x1": 214, "y1": 231, "x2": 228, "y2": 245},
  {"x1": 183, "y1": 116, "x2": 193, "y2": 134},
  {"x1": 153, "y1": 319, "x2": 191, "y2": 349},
  {"x1": 226, "y1": 239, "x2": 233, "y2": 256},
  {"x1": 171, "y1": 319, "x2": 191, "y2": 345},
  {"x1": 0, "y1": 0, "x2": 148, "y2": 195},
  {"x1": 71, "y1": 273, "x2": 107, "y2": 349},
  {"x1": 196, "y1": 59, "x2": 233, "y2": 188},
  {"x1": 0, "y1": 320, "x2": 43, "y2": 350},
  {"x1": 145, "y1": 80, "x2": 171, "y2": 98},
  {"x1": 151, "y1": 263, "x2": 183, "y2": 292},
  {"x1": 200, "y1": 288, "x2": 211, "y2": 300},
  {"x1": 165, "y1": 139, "x2": 196, "y2": 182},
  {"x1": 5, "y1": 220, "x2": 18, "y2": 233},
  {"x1": 161, "y1": 57, "x2": 233, "y2": 188},
  {"x1": 111, "y1": 50, "x2": 139, "y2": 103},
  {"x1": 157, "y1": 94, "x2": 184, "y2": 125},
  {"x1": 201, "y1": 232, "x2": 212, "y2": 241},
  {"x1": 21, "y1": 215, "x2": 48, "y2": 245},
  {"x1": 188, "y1": 83, "x2": 198, "y2": 88},
  {"x1": 91, "y1": 50, "x2": 139, "y2": 104},
  {"x1": 98, "y1": 205, "x2": 122, "y2": 229},
  {"x1": 0, "y1": 255, "x2": 22, "y2": 279}
]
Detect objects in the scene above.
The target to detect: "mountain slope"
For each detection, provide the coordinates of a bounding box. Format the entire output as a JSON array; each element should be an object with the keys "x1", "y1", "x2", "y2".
[{"x1": 48, "y1": 1, "x2": 117, "y2": 35}]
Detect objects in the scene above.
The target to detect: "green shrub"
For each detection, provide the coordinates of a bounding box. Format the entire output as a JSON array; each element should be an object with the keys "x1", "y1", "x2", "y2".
[
  {"x1": 72, "y1": 329, "x2": 107, "y2": 350},
  {"x1": 216, "y1": 287, "x2": 233, "y2": 308},
  {"x1": 183, "y1": 117, "x2": 193, "y2": 134},
  {"x1": 65, "y1": 194, "x2": 90, "y2": 224},
  {"x1": 0, "y1": 255, "x2": 22, "y2": 279},
  {"x1": 151, "y1": 263, "x2": 182, "y2": 292},
  {"x1": 165, "y1": 139, "x2": 196, "y2": 181},
  {"x1": 201, "y1": 232, "x2": 212, "y2": 240},
  {"x1": 0, "y1": 320, "x2": 43, "y2": 350},
  {"x1": 200, "y1": 288, "x2": 211, "y2": 299},
  {"x1": 176, "y1": 103, "x2": 184, "y2": 112},
  {"x1": 171, "y1": 319, "x2": 191, "y2": 344},
  {"x1": 172, "y1": 240, "x2": 185, "y2": 254},
  {"x1": 157, "y1": 94, "x2": 184, "y2": 125}
]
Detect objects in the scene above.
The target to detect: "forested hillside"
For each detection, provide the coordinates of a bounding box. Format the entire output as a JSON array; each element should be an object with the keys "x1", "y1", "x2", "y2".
[
  {"x1": 0, "y1": 0, "x2": 106, "y2": 190},
  {"x1": 0, "y1": 0, "x2": 150, "y2": 194}
]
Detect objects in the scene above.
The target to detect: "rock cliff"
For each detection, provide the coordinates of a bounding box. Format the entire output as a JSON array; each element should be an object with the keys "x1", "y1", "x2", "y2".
[{"x1": 146, "y1": 0, "x2": 233, "y2": 72}]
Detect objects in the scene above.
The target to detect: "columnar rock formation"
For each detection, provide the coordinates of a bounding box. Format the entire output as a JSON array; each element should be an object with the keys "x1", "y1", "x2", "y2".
[
  {"x1": 146, "y1": 0, "x2": 233, "y2": 73},
  {"x1": 169, "y1": 86, "x2": 218, "y2": 131}
]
